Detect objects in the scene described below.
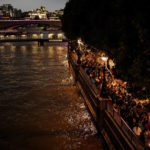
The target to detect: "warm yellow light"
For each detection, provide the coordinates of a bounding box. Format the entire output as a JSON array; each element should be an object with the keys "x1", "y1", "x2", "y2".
[
  {"x1": 148, "y1": 141, "x2": 150, "y2": 148},
  {"x1": 0, "y1": 46, "x2": 5, "y2": 50},
  {"x1": 40, "y1": 34, "x2": 43, "y2": 38},
  {"x1": 9, "y1": 35, "x2": 15, "y2": 39},
  {"x1": 77, "y1": 39, "x2": 81, "y2": 44},
  {"x1": 32, "y1": 34, "x2": 38, "y2": 38},
  {"x1": 21, "y1": 35, "x2": 26, "y2": 39},
  {"x1": 101, "y1": 56, "x2": 108, "y2": 61},
  {"x1": 48, "y1": 33, "x2": 53, "y2": 38},
  {"x1": 0, "y1": 35, "x2": 4, "y2": 38},
  {"x1": 77, "y1": 38, "x2": 83, "y2": 45},
  {"x1": 58, "y1": 33, "x2": 63, "y2": 39},
  {"x1": 10, "y1": 35, "x2": 15, "y2": 37}
]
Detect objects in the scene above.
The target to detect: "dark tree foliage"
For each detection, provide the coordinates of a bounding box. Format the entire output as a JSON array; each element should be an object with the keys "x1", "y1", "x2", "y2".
[{"x1": 62, "y1": 0, "x2": 150, "y2": 98}]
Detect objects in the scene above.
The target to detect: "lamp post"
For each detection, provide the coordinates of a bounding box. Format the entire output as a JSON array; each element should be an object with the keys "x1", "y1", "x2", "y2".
[
  {"x1": 76, "y1": 48, "x2": 81, "y2": 64},
  {"x1": 101, "y1": 63, "x2": 108, "y2": 98},
  {"x1": 77, "y1": 39, "x2": 83, "y2": 64},
  {"x1": 101, "y1": 56, "x2": 108, "y2": 66},
  {"x1": 101, "y1": 56, "x2": 108, "y2": 97}
]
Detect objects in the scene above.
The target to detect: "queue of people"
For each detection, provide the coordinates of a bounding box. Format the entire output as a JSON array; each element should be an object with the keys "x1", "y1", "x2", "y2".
[{"x1": 79, "y1": 50, "x2": 150, "y2": 145}]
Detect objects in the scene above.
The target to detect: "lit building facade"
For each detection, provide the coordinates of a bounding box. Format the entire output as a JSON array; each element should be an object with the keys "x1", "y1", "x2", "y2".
[{"x1": 28, "y1": 6, "x2": 47, "y2": 19}]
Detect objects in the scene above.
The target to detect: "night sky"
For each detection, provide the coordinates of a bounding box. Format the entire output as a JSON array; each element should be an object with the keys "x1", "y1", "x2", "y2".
[{"x1": 0, "y1": 0, "x2": 68, "y2": 11}]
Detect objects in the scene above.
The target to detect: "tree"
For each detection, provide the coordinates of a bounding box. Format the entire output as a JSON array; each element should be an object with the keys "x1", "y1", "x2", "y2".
[
  {"x1": 62, "y1": 0, "x2": 150, "y2": 98},
  {"x1": 21, "y1": 12, "x2": 30, "y2": 18}
]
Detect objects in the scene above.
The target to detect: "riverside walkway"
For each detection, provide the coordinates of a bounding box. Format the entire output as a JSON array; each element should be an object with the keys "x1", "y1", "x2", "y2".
[
  {"x1": 68, "y1": 41, "x2": 146, "y2": 150},
  {"x1": 0, "y1": 43, "x2": 105, "y2": 150}
]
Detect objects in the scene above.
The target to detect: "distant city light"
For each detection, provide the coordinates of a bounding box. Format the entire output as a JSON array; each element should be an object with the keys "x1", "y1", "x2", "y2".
[
  {"x1": 0, "y1": 35, "x2": 4, "y2": 39},
  {"x1": 48, "y1": 33, "x2": 53, "y2": 39},
  {"x1": 58, "y1": 33, "x2": 63, "y2": 39},
  {"x1": 32, "y1": 34, "x2": 38, "y2": 38},
  {"x1": 40, "y1": 33, "x2": 43, "y2": 38}
]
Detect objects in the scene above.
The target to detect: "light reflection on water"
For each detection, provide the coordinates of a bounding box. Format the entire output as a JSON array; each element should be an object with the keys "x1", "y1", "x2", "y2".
[
  {"x1": 0, "y1": 43, "x2": 105, "y2": 150},
  {"x1": 0, "y1": 44, "x2": 70, "y2": 101}
]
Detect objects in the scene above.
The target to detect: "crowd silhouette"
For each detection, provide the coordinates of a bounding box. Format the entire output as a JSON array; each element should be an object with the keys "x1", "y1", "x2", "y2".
[{"x1": 78, "y1": 49, "x2": 150, "y2": 145}]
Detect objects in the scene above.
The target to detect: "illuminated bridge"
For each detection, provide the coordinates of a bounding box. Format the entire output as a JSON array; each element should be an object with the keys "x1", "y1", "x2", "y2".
[
  {"x1": 0, "y1": 20, "x2": 62, "y2": 29},
  {"x1": 0, "y1": 31, "x2": 66, "y2": 46}
]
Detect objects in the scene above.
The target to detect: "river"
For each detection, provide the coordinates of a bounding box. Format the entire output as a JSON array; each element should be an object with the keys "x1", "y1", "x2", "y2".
[{"x1": 0, "y1": 42, "x2": 106, "y2": 150}]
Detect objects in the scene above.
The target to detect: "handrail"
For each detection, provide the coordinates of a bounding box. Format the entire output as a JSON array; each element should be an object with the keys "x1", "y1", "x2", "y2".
[
  {"x1": 70, "y1": 52, "x2": 99, "y2": 97},
  {"x1": 79, "y1": 67, "x2": 99, "y2": 96},
  {"x1": 70, "y1": 52, "x2": 78, "y2": 64},
  {"x1": 106, "y1": 103, "x2": 144, "y2": 149}
]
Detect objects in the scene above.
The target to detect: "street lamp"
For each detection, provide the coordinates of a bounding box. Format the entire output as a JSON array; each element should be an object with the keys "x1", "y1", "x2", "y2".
[
  {"x1": 77, "y1": 39, "x2": 81, "y2": 45},
  {"x1": 77, "y1": 38, "x2": 84, "y2": 51},
  {"x1": 101, "y1": 56, "x2": 110, "y2": 69},
  {"x1": 101, "y1": 56, "x2": 108, "y2": 62},
  {"x1": 100, "y1": 56, "x2": 108, "y2": 98},
  {"x1": 100, "y1": 64, "x2": 108, "y2": 98},
  {"x1": 76, "y1": 38, "x2": 83, "y2": 64},
  {"x1": 101, "y1": 56, "x2": 108, "y2": 66}
]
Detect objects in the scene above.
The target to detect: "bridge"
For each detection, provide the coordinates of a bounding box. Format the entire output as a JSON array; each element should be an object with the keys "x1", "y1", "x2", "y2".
[
  {"x1": 0, "y1": 20, "x2": 62, "y2": 29},
  {"x1": 0, "y1": 31, "x2": 66, "y2": 46},
  {"x1": 0, "y1": 38, "x2": 63, "y2": 46}
]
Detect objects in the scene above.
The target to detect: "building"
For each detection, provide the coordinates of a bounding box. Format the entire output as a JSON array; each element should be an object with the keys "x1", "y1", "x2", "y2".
[{"x1": 28, "y1": 6, "x2": 47, "y2": 20}]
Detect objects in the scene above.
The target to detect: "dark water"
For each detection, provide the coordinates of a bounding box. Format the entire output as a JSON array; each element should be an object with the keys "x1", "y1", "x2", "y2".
[{"x1": 0, "y1": 43, "x2": 106, "y2": 150}]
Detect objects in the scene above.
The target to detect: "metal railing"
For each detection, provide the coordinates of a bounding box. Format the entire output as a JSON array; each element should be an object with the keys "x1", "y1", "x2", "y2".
[
  {"x1": 106, "y1": 103, "x2": 144, "y2": 150},
  {"x1": 79, "y1": 67, "x2": 99, "y2": 96}
]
